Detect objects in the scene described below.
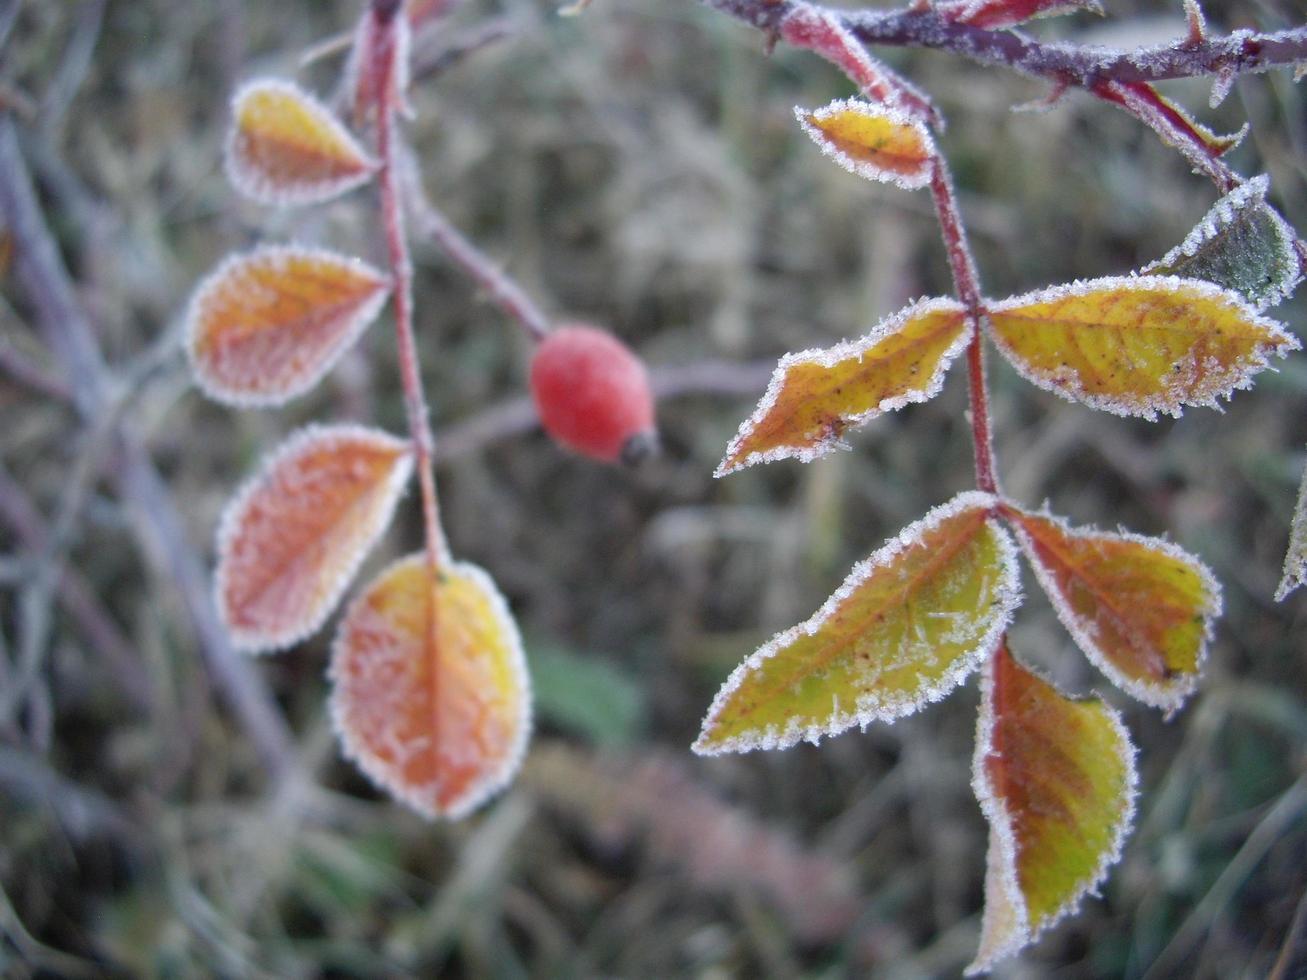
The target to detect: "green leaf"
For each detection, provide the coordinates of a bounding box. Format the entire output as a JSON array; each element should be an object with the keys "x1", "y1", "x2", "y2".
[
  {"x1": 1143, "y1": 175, "x2": 1302, "y2": 311},
  {"x1": 1277, "y1": 447, "x2": 1307, "y2": 601},
  {"x1": 528, "y1": 643, "x2": 647, "y2": 746}
]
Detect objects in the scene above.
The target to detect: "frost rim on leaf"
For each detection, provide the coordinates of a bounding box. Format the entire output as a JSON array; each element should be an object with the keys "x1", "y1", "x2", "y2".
[
  {"x1": 225, "y1": 78, "x2": 379, "y2": 207},
  {"x1": 214, "y1": 422, "x2": 413, "y2": 654},
  {"x1": 795, "y1": 97, "x2": 936, "y2": 191},
  {"x1": 985, "y1": 273, "x2": 1300, "y2": 420},
  {"x1": 693, "y1": 490, "x2": 1021, "y2": 755},
  {"x1": 1007, "y1": 504, "x2": 1221, "y2": 714},
  {"x1": 328, "y1": 554, "x2": 534, "y2": 821},
  {"x1": 715, "y1": 297, "x2": 969, "y2": 476},
  {"x1": 965, "y1": 647, "x2": 1139, "y2": 975},
  {"x1": 184, "y1": 243, "x2": 392, "y2": 408}
]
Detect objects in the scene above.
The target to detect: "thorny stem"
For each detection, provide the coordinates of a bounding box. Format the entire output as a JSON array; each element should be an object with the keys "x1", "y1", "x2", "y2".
[
  {"x1": 371, "y1": 3, "x2": 445, "y2": 575},
  {"x1": 929, "y1": 160, "x2": 998, "y2": 495}
]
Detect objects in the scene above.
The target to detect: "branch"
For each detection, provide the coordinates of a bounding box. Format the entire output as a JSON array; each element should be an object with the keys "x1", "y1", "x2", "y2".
[{"x1": 703, "y1": 0, "x2": 1307, "y2": 88}]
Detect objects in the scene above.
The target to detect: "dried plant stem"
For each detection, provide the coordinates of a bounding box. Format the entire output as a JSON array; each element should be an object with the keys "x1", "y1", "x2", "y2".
[
  {"x1": 929, "y1": 160, "x2": 997, "y2": 496},
  {"x1": 372, "y1": 5, "x2": 445, "y2": 575}
]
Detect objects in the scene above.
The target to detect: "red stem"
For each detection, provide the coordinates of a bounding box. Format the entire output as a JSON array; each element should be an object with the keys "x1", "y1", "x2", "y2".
[
  {"x1": 929, "y1": 159, "x2": 997, "y2": 496},
  {"x1": 372, "y1": 6, "x2": 444, "y2": 575}
]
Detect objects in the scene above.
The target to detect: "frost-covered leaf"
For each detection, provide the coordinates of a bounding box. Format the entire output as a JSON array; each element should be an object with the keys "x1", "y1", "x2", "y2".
[
  {"x1": 693, "y1": 492, "x2": 1019, "y2": 755},
  {"x1": 987, "y1": 275, "x2": 1299, "y2": 419},
  {"x1": 1277, "y1": 451, "x2": 1307, "y2": 601},
  {"x1": 1143, "y1": 175, "x2": 1302, "y2": 311},
  {"x1": 936, "y1": 0, "x2": 1102, "y2": 31},
  {"x1": 186, "y1": 245, "x2": 390, "y2": 407},
  {"x1": 1007, "y1": 507, "x2": 1219, "y2": 712},
  {"x1": 216, "y1": 425, "x2": 413, "y2": 653},
  {"x1": 330, "y1": 554, "x2": 532, "y2": 820},
  {"x1": 796, "y1": 98, "x2": 935, "y2": 190},
  {"x1": 1120, "y1": 81, "x2": 1246, "y2": 157},
  {"x1": 967, "y1": 643, "x2": 1136, "y2": 975},
  {"x1": 226, "y1": 79, "x2": 377, "y2": 205},
  {"x1": 716, "y1": 298, "x2": 968, "y2": 476}
]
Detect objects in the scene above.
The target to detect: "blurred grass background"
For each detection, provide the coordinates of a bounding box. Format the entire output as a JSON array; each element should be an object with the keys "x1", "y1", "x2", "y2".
[{"x1": 1, "y1": 0, "x2": 1306, "y2": 976}]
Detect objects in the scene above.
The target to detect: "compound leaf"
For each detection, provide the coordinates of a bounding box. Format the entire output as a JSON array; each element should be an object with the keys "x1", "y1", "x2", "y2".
[
  {"x1": 796, "y1": 98, "x2": 936, "y2": 190},
  {"x1": 967, "y1": 644, "x2": 1136, "y2": 975},
  {"x1": 1007, "y1": 507, "x2": 1219, "y2": 712},
  {"x1": 227, "y1": 79, "x2": 377, "y2": 205},
  {"x1": 186, "y1": 245, "x2": 390, "y2": 407},
  {"x1": 1143, "y1": 175, "x2": 1302, "y2": 311},
  {"x1": 987, "y1": 275, "x2": 1299, "y2": 419},
  {"x1": 694, "y1": 492, "x2": 1020, "y2": 755},
  {"x1": 716, "y1": 298, "x2": 969, "y2": 475},
  {"x1": 330, "y1": 555, "x2": 532, "y2": 820},
  {"x1": 216, "y1": 424, "x2": 413, "y2": 653}
]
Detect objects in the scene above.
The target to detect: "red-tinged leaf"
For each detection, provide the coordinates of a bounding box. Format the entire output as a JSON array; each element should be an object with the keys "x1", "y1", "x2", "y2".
[
  {"x1": 1006, "y1": 507, "x2": 1219, "y2": 712},
  {"x1": 796, "y1": 98, "x2": 936, "y2": 190},
  {"x1": 1112, "y1": 80, "x2": 1246, "y2": 157},
  {"x1": 986, "y1": 275, "x2": 1299, "y2": 419},
  {"x1": 1277, "y1": 451, "x2": 1307, "y2": 601},
  {"x1": 330, "y1": 554, "x2": 532, "y2": 819},
  {"x1": 968, "y1": 644, "x2": 1136, "y2": 974},
  {"x1": 226, "y1": 79, "x2": 378, "y2": 205},
  {"x1": 694, "y1": 492, "x2": 1020, "y2": 755},
  {"x1": 716, "y1": 298, "x2": 969, "y2": 475},
  {"x1": 936, "y1": 0, "x2": 1102, "y2": 30},
  {"x1": 186, "y1": 245, "x2": 390, "y2": 407},
  {"x1": 216, "y1": 425, "x2": 412, "y2": 653}
]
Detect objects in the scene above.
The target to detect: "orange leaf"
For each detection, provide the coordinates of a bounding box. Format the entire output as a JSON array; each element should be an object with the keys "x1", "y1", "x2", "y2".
[
  {"x1": 330, "y1": 554, "x2": 532, "y2": 819},
  {"x1": 694, "y1": 492, "x2": 1020, "y2": 755},
  {"x1": 987, "y1": 275, "x2": 1299, "y2": 419},
  {"x1": 186, "y1": 245, "x2": 390, "y2": 406},
  {"x1": 968, "y1": 644, "x2": 1136, "y2": 974},
  {"x1": 226, "y1": 79, "x2": 378, "y2": 205},
  {"x1": 796, "y1": 98, "x2": 936, "y2": 190},
  {"x1": 716, "y1": 298, "x2": 968, "y2": 475},
  {"x1": 1006, "y1": 508, "x2": 1219, "y2": 712},
  {"x1": 216, "y1": 425, "x2": 412, "y2": 652}
]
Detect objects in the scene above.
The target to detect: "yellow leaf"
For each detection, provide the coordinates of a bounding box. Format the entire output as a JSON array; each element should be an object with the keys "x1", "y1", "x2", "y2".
[
  {"x1": 987, "y1": 275, "x2": 1299, "y2": 419},
  {"x1": 968, "y1": 644, "x2": 1136, "y2": 974},
  {"x1": 216, "y1": 425, "x2": 413, "y2": 653},
  {"x1": 330, "y1": 555, "x2": 532, "y2": 819},
  {"x1": 717, "y1": 298, "x2": 968, "y2": 475},
  {"x1": 227, "y1": 79, "x2": 378, "y2": 205},
  {"x1": 1007, "y1": 507, "x2": 1220, "y2": 712},
  {"x1": 186, "y1": 245, "x2": 390, "y2": 406},
  {"x1": 796, "y1": 98, "x2": 936, "y2": 190},
  {"x1": 694, "y1": 492, "x2": 1019, "y2": 755}
]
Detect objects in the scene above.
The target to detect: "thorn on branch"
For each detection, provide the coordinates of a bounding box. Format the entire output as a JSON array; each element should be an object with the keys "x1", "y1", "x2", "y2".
[{"x1": 1183, "y1": 0, "x2": 1207, "y2": 47}]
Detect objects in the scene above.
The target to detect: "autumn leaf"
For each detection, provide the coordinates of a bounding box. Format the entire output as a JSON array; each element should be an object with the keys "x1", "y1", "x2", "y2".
[
  {"x1": 330, "y1": 554, "x2": 532, "y2": 820},
  {"x1": 186, "y1": 245, "x2": 391, "y2": 406},
  {"x1": 796, "y1": 98, "x2": 936, "y2": 190},
  {"x1": 226, "y1": 79, "x2": 378, "y2": 205},
  {"x1": 1006, "y1": 507, "x2": 1219, "y2": 712},
  {"x1": 716, "y1": 298, "x2": 968, "y2": 475},
  {"x1": 1143, "y1": 175, "x2": 1302, "y2": 311},
  {"x1": 216, "y1": 425, "x2": 412, "y2": 653},
  {"x1": 1277, "y1": 452, "x2": 1307, "y2": 601},
  {"x1": 967, "y1": 643, "x2": 1136, "y2": 974},
  {"x1": 986, "y1": 275, "x2": 1299, "y2": 419},
  {"x1": 936, "y1": 0, "x2": 1102, "y2": 31},
  {"x1": 693, "y1": 492, "x2": 1020, "y2": 755}
]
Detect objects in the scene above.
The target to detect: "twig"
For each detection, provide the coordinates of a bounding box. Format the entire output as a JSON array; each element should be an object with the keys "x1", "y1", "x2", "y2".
[
  {"x1": 0, "y1": 332, "x2": 72, "y2": 402},
  {"x1": 0, "y1": 117, "x2": 296, "y2": 779},
  {"x1": 411, "y1": 16, "x2": 517, "y2": 82},
  {"x1": 41, "y1": 0, "x2": 106, "y2": 135}
]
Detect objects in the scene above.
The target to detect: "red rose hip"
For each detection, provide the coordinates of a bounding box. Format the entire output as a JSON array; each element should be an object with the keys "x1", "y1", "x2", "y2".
[{"x1": 530, "y1": 324, "x2": 657, "y2": 464}]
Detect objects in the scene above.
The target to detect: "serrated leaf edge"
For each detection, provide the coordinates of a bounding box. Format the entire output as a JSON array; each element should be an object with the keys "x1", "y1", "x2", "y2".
[
  {"x1": 184, "y1": 243, "x2": 392, "y2": 408},
  {"x1": 327, "y1": 553, "x2": 534, "y2": 821},
  {"x1": 693, "y1": 490, "x2": 1020, "y2": 755},
  {"x1": 986, "y1": 273, "x2": 1300, "y2": 420},
  {"x1": 965, "y1": 648, "x2": 1139, "y2": 975},
  {"x1": 715, "y1": 297, "x2": 969, "y2": 476},
  {"x1": 225, "y1": 78, "x2": 379, "y2": 207},
  {"x1": 1007, "y1": 505, "x2": 1221, "y2": 714},
  {"x1": 214, "y1": 422, "x2": 413, "y2": 654},
  {"x1": 795, "y1": 97, "x2": 937, "y2": 191}
]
